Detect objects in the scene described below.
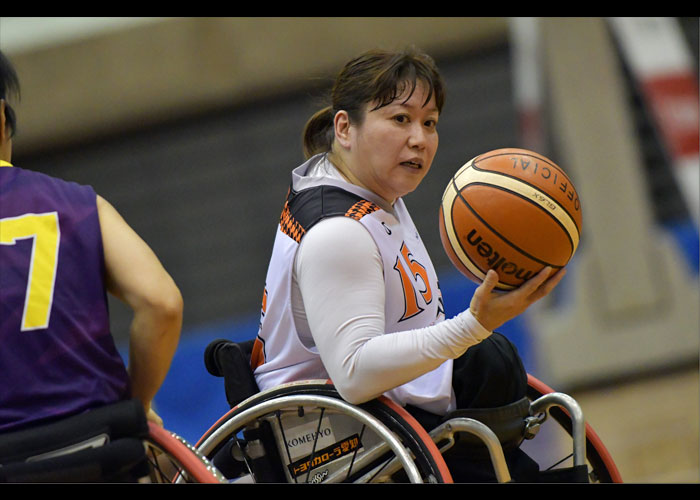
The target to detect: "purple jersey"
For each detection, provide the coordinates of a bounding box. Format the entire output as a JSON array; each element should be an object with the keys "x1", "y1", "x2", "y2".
[{"x1": 0, "y1": 166, "x2": 130, "y2": 432}]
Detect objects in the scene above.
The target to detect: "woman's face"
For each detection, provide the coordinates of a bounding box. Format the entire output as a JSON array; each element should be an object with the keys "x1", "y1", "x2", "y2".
[{"x1": 337, "y1": 81, "x2": 439, "y2": 204}]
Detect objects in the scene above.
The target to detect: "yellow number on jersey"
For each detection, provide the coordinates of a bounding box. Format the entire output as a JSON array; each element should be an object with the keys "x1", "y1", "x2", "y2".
[{"x1": 0, "y1": 212, "x2": 60, "y2": 330}]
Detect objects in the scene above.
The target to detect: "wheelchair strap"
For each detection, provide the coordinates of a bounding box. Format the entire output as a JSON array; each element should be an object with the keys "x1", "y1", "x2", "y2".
[{"x1": 440, "y1": 396, "x2": 531, "y2": 454}]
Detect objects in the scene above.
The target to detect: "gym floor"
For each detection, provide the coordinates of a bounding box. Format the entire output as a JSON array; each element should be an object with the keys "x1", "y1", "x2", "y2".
[{"x1": 570, "y1": 366, "x2": 699, "y2": 483}]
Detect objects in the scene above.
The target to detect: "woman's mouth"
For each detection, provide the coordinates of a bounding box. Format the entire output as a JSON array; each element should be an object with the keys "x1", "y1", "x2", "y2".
[{"x1": 400, "y1": 160, "x2": 422, "y2": 169}]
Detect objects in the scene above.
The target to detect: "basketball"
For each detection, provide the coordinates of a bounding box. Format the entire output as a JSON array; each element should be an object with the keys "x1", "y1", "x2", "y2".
[{"x1": 438, "y1": 148, "x2": 582, "y2": 291}]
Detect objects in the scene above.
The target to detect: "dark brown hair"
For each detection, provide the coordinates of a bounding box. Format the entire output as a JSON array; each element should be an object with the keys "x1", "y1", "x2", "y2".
[
  {"x1": 0, "y1": 50, "x2": 20, "y2": 138},
  {"x1": 302, "y1": 47, "x2": 445, "y2": 159}
]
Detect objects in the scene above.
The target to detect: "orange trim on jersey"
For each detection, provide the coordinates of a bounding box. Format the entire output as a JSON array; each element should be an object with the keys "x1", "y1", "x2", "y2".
[
  {"x1": 261, "y1": 287, "x2": 268, "y2": 316},
  {"x1": 345, "y1": 200, "x2": 380, "y2": 220},
  {"x1": 279, "y1": 201, "x2": 306, "y2": 243},
  {"x1": 250, "y1": 337, "x2": 266, "y2": 371}
]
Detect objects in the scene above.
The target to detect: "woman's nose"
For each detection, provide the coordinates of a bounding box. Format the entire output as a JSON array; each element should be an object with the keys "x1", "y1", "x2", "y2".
[{"x1": 407, "y1": 124, "x2": 427, "y2": 149}]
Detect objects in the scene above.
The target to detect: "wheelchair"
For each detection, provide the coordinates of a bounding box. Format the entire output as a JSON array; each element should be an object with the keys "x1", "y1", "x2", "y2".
[
  {"x1": 0, "y1": 398, "x2": 225, "y2": 483},
  {"x1": 196, "y1": 339, "x2": 623, "y2": 484}
]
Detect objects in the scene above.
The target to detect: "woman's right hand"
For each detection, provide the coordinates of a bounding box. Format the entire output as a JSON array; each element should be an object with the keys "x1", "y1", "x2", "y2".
[
  {"x1": 468, "y1": 266, "x2": 566, "y2": 332},
  {"x1": 146, "y1": 406, "x2": 164, "y2": 427}
]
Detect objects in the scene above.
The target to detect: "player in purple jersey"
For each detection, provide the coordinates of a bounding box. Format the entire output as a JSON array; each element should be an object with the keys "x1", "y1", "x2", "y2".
[{"x1": 0, "y1": 51, "x2": 182, "y2": 433}]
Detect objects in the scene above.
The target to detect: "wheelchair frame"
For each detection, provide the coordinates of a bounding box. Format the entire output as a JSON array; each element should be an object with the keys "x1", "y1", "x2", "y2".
[
  {"x1": 526, "y1": 374, "x2": 623, "y2": 483},
  {"x1": 196, "y1": 381, "x2": 456, "y2": 483},
  {"x1": 198, "y1": 339, "x2": 623, "y2": 484}
]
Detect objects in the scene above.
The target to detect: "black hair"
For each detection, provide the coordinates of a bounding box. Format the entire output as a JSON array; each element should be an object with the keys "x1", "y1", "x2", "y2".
[
  {"x1": 0, "y1": 50, "x2": 21, "y2": 137},
  {"x1": 302, "y1": 46, "x2": 445, "y2": 159}
]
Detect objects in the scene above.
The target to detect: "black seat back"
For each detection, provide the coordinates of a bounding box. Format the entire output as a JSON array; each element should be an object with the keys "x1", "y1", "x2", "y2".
[{"x1": 205, "y1": 339, "x2": 260, "y2": 408}]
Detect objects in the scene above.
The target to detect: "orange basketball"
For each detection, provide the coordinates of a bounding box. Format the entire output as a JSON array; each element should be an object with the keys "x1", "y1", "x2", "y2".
[{"x1": 438, "y1": 148, "x2": 582, "y2": 291}]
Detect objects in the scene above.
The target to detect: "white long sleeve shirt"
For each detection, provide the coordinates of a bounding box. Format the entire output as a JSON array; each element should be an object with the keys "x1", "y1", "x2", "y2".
[
  {"x1": 294, "y1": 215, "x2": 492, "y2": 406},
  {"x1": 253, "y1": 154, "x2": 491, "y2": 414}
]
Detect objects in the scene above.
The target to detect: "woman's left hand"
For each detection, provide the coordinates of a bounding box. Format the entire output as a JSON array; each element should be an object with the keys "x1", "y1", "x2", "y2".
[{"x1": 468, "y1": 266, "x2": 566, "y2": 332}]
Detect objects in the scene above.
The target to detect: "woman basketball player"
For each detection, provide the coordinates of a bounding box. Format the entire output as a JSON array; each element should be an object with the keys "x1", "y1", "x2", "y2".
[{"x1": 249, "y1": 47, "x2": 566, "y2": 481}]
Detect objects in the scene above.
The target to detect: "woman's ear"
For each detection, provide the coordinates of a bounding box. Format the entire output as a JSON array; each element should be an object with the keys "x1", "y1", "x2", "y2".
[
  {"x1": 0, "y1": 99, "x2": 7, "y2": 147},
  {"x1": 0, "y1": 99, "x2": 10, "y2": 163},
  {"x1": 333, "y1": 110, "x2": 352, "y2": 149},
  {"x1": 0, "y1": 100, "x2": 6, "y2": 141}
]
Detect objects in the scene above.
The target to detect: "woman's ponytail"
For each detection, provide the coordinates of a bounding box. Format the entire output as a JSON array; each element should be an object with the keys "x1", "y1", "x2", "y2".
[{"x1": 302, "y1": 106, "x2": 335, "y2": 159}]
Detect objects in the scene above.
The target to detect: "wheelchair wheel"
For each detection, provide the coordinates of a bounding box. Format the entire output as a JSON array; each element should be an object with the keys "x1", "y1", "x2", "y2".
[
  {"x1": 525, "y1": 374, "x2": 623, "y2": 483},
  {"x1": 143, "y1": 423, "x2": 226, "y2": 483},
  {"x1": 196, "y1": 381, "x2": 452, "y2": 483},
  {"x1": 359, "y1": 395, "x2": 453, "y2": 483}
]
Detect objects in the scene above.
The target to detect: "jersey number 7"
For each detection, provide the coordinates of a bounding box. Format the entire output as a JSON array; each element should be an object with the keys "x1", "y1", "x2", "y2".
[{"x1": 1, "y1": 212, "x2": 60, "y2": 331}]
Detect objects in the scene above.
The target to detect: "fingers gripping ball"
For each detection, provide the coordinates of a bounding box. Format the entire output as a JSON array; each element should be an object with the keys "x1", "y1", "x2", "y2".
[{"x1": 438, "y1": 148, "x2": 582, "y2": 291}]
